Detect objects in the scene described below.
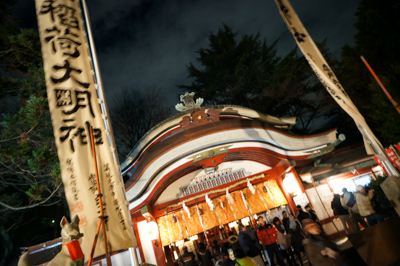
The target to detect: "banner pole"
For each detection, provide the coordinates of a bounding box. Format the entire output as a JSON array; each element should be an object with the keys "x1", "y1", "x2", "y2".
[
  {"x1": 87, "y1": 126, "x2": 112, "y2": 266},
  {"x1": 273, "y1": 0, "x2": 399, "y2": 178},
  {"x1": 79, "y1": 0, "x2": 139, "y2": 263},
  {"x1": 357, "y1": 124, "x2": 399, "y2": 176},
  {"x1": 79, "y1": 0, "x2": 122, "y2": 172}
]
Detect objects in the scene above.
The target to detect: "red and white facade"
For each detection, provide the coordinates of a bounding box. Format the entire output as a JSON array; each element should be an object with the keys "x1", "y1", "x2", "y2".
[{"x1": 120, "y1": 104, "x2": 365, "y2": 265}]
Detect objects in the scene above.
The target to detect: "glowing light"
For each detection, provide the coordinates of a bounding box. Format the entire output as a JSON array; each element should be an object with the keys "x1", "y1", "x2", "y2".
[
  {"x1": 228, "y1": 221, "x2": 237, "y2": 228},
  {"x1": 241, "y1": 217, "x2": 250, "y2": 226},
  {"x1": 147, "y1": 221, "x2": 159, "y2": 240},
  {"x1": 189, "y1": 235, "x2": 198, "y2": 241},
  {"x1": 283, "y1": 173, "x2": 302, "y2": 196},
  {"x1": 372, "y1": 165, "x2": 384, "y2": 177}
]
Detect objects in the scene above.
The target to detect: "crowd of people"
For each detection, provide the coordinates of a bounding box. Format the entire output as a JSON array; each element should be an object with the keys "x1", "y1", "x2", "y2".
[
  {"x1": 331, "y1": 185, "x2": 384, "y2": 235},
  {"x1": 178, "y1": 204, "x2": 333, "y2": 266},
  {"x1": 179, "y1": 184, "x2": 387, "y2": 266}
]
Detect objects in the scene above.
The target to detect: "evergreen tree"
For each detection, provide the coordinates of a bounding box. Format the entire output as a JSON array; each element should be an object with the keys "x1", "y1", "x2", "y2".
[
  {"x1": 339, "y1": 0, "x2": 400, "y2": 145},
  {"x1": 269, "y1": 43, "x2": 341, "y2": 134},
  {"x1": 181, "y1": 24, "x2": 340, "y2": 134},
  {"x1": 180, "y1": 24, "x2": 280, "y2": 112},
  {"x1": 0, "y1": 2, "x2": 65, "y2": 264}
]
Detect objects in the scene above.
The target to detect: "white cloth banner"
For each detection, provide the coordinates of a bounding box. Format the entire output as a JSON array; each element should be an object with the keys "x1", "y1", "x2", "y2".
[
  {"x1": 34, "y1": 0, "x2": 136, "y2": 261},
  {"x1": 274, "y1": 0, "x2": 380, "y2": 155}
]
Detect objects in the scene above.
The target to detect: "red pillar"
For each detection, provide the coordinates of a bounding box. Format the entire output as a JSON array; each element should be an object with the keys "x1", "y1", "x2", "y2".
[
  {"x1": 132, "y1": 216, "x2": 145, "y2": 263},
  {"x1": 152, "y1": 233, "x2": 166, "y2": 266}
]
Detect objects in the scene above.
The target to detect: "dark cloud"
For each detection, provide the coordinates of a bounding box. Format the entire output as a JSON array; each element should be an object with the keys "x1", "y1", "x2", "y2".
[
  {"x1": 85, "y1": 0, "x2": 359, "y2": 110},
  {"x1": 13, "y1": 0, "x2": 360, "y2": 111}
]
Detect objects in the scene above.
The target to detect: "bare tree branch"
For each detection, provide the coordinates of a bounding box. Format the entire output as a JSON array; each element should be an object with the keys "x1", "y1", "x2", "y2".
[{"x1": 0, "y1": 183, "x2": 62, "y2": 211}]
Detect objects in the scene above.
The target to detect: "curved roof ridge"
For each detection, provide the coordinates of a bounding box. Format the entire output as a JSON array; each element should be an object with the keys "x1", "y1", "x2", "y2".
[{"x1": 120, "y1": 105, "x2": 296, "y2": 171}]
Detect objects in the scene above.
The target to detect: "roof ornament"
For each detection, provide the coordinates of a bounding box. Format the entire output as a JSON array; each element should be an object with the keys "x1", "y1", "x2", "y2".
[{"x1": 175, "y1": 92, "x2": 204, "y2": 112}]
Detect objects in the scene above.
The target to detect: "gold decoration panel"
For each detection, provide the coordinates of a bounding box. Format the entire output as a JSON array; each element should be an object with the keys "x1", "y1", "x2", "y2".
[
  {"x1": 157, "y1": 215, "x2": 171, "y2": 247},
  {"x1": 243, "y1": 187, "x2": 264, "y2": 215},
  {"x1": 182, "y1": 205, "x2": 204, "y2": 236},
  {"x1": 230, "y1": 190, "x2": 250, "y2": 220},
  {"x1": 213, "y1": 195, "x2": 235, "y2": 223},
  {"x1": 155, "y1": 178, "x2": 288, "y2": 246},
  {"x1": 197, "y1": 202, "x2": 219, "y2": 230},
  {"x1": 265, "y1": 179, "x2": 287, "y2": 206}
]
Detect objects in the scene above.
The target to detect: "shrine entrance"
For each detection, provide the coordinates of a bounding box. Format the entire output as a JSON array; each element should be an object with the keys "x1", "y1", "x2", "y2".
[
  {"x1": 121, "y1": 96, "x2": 339, "y2": 265},
  {"x1": 153, "y1": 162, "x2": 295, "y2": 265}
]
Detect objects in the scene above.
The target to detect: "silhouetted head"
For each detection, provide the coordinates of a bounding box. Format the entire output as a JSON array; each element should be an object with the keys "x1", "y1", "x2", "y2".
[
  {"x1": 234, "y1": 248, "x2": 246, "y2": 259},
  {"x1": 238, "y1": 224, "x2": 245, "y2": 231},
  {"x1": 272, "y1": 217, "x2": 281, "y2": 226}
]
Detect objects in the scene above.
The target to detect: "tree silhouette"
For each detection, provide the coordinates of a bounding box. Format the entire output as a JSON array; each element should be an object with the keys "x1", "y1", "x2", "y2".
[{"x1": 110, "y1": 85, "x2": 172, "y2": 160}]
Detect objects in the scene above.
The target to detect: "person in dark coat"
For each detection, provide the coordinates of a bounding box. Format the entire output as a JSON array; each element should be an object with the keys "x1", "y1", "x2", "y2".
[
  {"x1": 282, "y1": 210, "x2": 290, "y2": 233},
  {"x1": 180, "y1": 246, "x2": 196, "y2": 266},
  {"x1": 221, "y1": 241, "x2": 231, "y2": 253},
  {"x1": 198, "y1": 242, "x2": 214, "y2": 266},
  {"x1": 217, "y1": 250, "x2": 235, "y2": 266},
  {"x1": 238, "y1": 224, "x2": 265, "y2": 265},
  {"x1": 305, "y1": 204, "x2": 320, "y2": 225},
  {"x1": 246, "y1": 225, "x2": 263, "y2": 251},
  {"x1": 288, "y1": 214, "x2": 305, "y2": 266},
  {"x1": 301, "y1": 219, "x2": 341, "y2": 266},
  {"x1": 296, "y1": 205, "x2": 312, "y2": 224},
  {"x1": 272, "y1": 217, "x2": 298, "y2": 266},
  {"x1": 331, "y1": 193, "x2": 352, "y2": 234},
  {"x1": 212, "y1": 240, "x2": 222, "y2": 260},
  {"x1": 228, "y1": 231, "x2": 242, "y2": 253}
]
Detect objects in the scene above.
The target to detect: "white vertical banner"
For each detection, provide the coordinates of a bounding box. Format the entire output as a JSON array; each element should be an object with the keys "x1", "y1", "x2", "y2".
[
  {"x1": 273, "y1": 0, "x2": 380, "y2": 155},
  {"x1": 34, "y1": 0, "x2": 136, "y2": 261}
]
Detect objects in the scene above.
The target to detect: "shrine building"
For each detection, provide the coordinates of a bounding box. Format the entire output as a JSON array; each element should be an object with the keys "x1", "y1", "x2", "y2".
[{"x1": 121, "y1": 93, "x2": 381, "y2": 265}]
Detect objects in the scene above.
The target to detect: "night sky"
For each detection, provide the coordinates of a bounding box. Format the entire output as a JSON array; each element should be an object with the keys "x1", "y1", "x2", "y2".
[{"x1": 13, "y1": 0, "x2": 360, "y2": 112}]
